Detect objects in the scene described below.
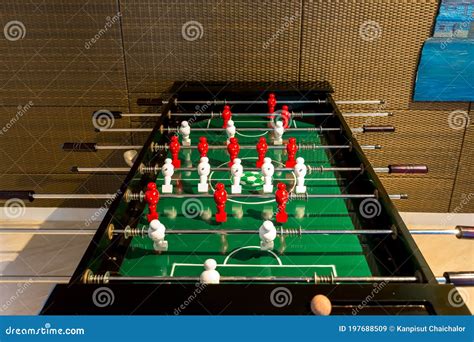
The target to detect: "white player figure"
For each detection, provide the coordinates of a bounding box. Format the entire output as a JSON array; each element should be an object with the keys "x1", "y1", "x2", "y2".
[
  {"x1": 232, "y1": 203, "x2": 244, "y2": 219},
  {"x1": 197, "y1": 156, "x2": 211, "y2": 193},
  {"x1": 179, "y1": 121, "x2": 191, "y2": 146},
  {"x1": 201, "y1": 207, "x2": 212, "y2": 221},
  {"x1": 261, "y1": 157, "x2": 274, "y2": 193},
  {"x1": 148, "y1": 219, "x2": 168, "y2": 251},
  {"x1": 161, "y1": 158, "x2": 174, "y2": 193},
  {"x1": 259, "y1": 220, "x2": 277, "y2": 251},
  {"x1": 182, "y1": 148, "x2": 192, "y2": 176},
  {"x1": 273, "y1": 120, "x2": 285, "y2": 145},
  {"x1": 230, "y1": 158, "x2": 243, "y2": 194},
  {"x1": 262, "y1": 206, "x2": 274, "y2": 220},
  {"x1": 294, "y1": 157, "x2": 307, "y2": 194},
  {"x1": 273, "y1": 148, "x2": 283, "y2": 177},
  {"x1": 164, "y1": 206, "x2": 178, "y2": 219},
  {"x1": 200, "y1": 258, "x2": 220, "y2": 284},
  {"x1": 226, "y1": 119, "x2": 236, "y2": 145},
  {"x1": 295, "y1": 205, "x2": 306, "y2": 219}
]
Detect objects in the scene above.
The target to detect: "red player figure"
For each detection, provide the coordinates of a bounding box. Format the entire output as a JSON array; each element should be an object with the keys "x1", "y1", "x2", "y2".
[
  {"x1": 197, "y1": 136, "x2": 209, "y2": 158},
  {"x1": 222, "y1": 105, "x2": 232, "y2": 128},
  {"x1": 267, "y1": 93, "x2": 277, "y2": 114},
  {"x1": 281, "y1": 105, "x2": 290, "y2": 129},
  {"x1": 169, "y1": 135, "x2": 181, "y2": 168},
  {"x1": 214, "y1": 182, "x2": 228, "y2": 223},
  {"x1": 256, "y1": 137, "x2": 268, "y2": 168},
  {"x1": 275, "y1": 183, "x2": 289, "y2": 223},
  {"x1": 144, "y1": 182, "x2": 160, "y2": 222},
  {"x1": 227, "y1": 137, "x2": 240, "y2": 167},
  {"x1": 285, "y1": 137, "x2": 298, "y2": 168}
]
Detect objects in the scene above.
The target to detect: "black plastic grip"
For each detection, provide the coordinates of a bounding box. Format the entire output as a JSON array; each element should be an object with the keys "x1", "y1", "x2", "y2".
[
  {"x1": 456, "y1": 226, "x2": 474, "y2": 239},
  {"x1": 91, "y1": 110, "x2": 122, "y2": 119},
  {"x1": 363, "y1": 125, "x2": 396, "y2": 133},
  {"x1": 0, "y1": 190, "x2": 35, "y2": 202},
  {"x1": 137, "y1": 98, "x2": 163, "y2": 106},
  {"x1": 388, "y1": 164, "x2": 429, "y2": 174},
  {"x1": 443, "y1": 272, "x2": 474, "y2": 286},
  {"x1": 62, "y1": 142, "x2": 97, "y2": 152}
]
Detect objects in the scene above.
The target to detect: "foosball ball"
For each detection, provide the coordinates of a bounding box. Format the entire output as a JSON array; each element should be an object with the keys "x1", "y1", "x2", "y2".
[{"x1": 3, "y1": 82, "x2": 472, "y2": 315}]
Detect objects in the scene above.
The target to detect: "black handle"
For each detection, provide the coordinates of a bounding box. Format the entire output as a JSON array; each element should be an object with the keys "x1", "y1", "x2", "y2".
[
  {"x1": 363, "y1": 125, "x2": 396, "y2": 133},
  {"x1": 443, "y1": 271, "x2": 474, "y2": 286},
  {"x1": 0, "y1": 190, "x2": 35, "y2": 202},
  {"x1": 62, "y1": 142, "x2": 97, "y2": 152},
  {"x1": 456, "y1": 226, "x2": 474, "y2": 239},
  {"x1": 137, "y1": 98, "x2": 163, "y2": 106},
  {"x1": 91, "y1": 110, "x2": 122, "y2": 119},
  {"x1": 388, "y1": 164, "x2": 429, "y2": 174}
]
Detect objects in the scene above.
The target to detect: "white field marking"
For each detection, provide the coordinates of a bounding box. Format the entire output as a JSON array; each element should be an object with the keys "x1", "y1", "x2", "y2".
[
  {"x1": 208, "y1": 157, "x2": 295, "y2": 204},
  {"x1": 181, "y1": 178, "x2": 230, "y2": 181},
  {"x1": 170, "y1": 261, "x2": 337, "y2": 277},
  {"x1": 180, "y1": 178, "x2": 338, "y2": 182},
  {"x1": 206, "y1": 119, "x2": 211, "y2": 128},
  {"x1": 223, "y1": 246, "x2": 282, "y2": 265},
  {"x1": 224, "y1": 117, "x2": 269, "y2": 138},
  {"x1": 232, "y1": 120, "x2": 268, "y2": 123},
  {"x1": 236, "y1": 130, "x2": 267, "y2": 138}
]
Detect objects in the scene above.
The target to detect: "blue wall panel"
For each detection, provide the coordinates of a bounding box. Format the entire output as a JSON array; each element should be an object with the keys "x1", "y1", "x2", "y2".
[{"x1": 414, "y1": 38, "x2": 474, "y2": 101}]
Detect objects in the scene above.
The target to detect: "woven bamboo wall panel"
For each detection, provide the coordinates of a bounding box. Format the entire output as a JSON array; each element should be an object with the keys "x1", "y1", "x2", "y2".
[
  {"x1": 0, "y1": 106, "x2": 130, "y2": 174},
  {"x1": 300, "y1": 0, "x2": 441, "y2": 109},
  {"x1": 0, "y1": 0, "x2": 470, "y2": 213},
  {"x1": 379, "y1": 177, "x2": 453, "y2": 212},
  {"x1": 344, "y1": 109, "x2": 467, "y2": 178},
  {"x1": 0, "y1": 1, "x2": 128, "y2": 107},
  {"x1": 120, "y1": 0, "x2": 302, "y2": 94},
  {"x1": 450, "y1": 110, "x2": 474, "y2": 213},
  {"x1": 0, "y1": 174, "x2": 122, "y2": 208}
]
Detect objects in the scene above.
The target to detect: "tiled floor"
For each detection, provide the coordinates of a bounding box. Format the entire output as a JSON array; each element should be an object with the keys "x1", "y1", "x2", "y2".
[{"x1": 0, "y1": 209, "x2": 472, "y2": 314}]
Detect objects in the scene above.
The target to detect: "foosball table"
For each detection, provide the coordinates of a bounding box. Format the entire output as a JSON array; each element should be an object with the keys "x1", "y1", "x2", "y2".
[{"x1": 5, "y1": 81, "x2": 472, "y2": 315}]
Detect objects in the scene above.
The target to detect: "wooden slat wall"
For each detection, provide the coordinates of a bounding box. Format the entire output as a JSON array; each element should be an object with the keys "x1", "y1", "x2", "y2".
[
  {"x1": 0, "y1": 0, "x2": 472, "y2": 211},
  {"x1": 450, "y1": 109, "x2": 474, "y2": 213},
  {"x1": 0, "y1": 1, "x2": 128, "y2": 206}
]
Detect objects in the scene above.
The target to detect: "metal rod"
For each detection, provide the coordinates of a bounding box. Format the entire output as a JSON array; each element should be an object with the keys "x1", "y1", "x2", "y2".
[
  {"x1": 33, "y1": 194, "x2": 117, "y2": 200},
  {"x1": 98, "y1": 127, "x2": 343, "y2": 133},
  {"x1": 173, "y1": 112, "x2": 332, "y2": 117},
  {"x1": 72, "y1": 167, "x2": 130, "y2": 173},
  {"x1": 0, "y1": 229, "x2": 97, "y2": 235},
  {"x1": 98, "y1": 126, "x2": 391, "y2": 134},
  {"x1": 96, "y1": 145, "x2": 142, "y2": 150},
  {"x1": 373, "y1": 167, "x2": 390, "y2": 173},
  {"x1": 154, "y1": 99, "x2": 383, "y2": 105},
  {"x1": 72, "y1": 143, "x2": 380, "y2": 151},
  {"x1": 0, "y1": 276, "x2": 70, "y2": 284},
  {"x1": 408, "y1": 229, "x2": 461, "y2": 235},
  {"x1": 23, "y1": 193, "x2": 408, "y2": 201},
  {"x1": 99, "y1": 128, "x2": 152, "y2": 132},
  {"x1": 157, "y1": 193, "x2": 376, "y2": 199},
  {"x1": 103, "y1": 275, "x2": 417, "y2": 284},
  {"x1": 121, "y1": 229, "x2": 460, "y2": 236},
  {"x1": 161, "y1": 144, "x2": 352, "y2": 150},
  {"x1": 120, "y1": 113, "x2": 162, "y2": 117},
  {"x1": 74, "y1": 166, "x2": 365, "y2": 173},
  {"x1": 0, "y1": 228, "x2": 459, "y2": 237},
  {"x1": 335, "y1": 100, "x2": 384, "y2": 105},
  {"x1": 0, "y1": 274, "x2": 452, "y2": 285},
  {"x1": 342, "y1": 112, "x2": 393, "y2": 117},
  {"x1": 122, "y1": 112, "x2": 392, "y2": 118},
  {"x1": 163, "y1": 99, "x2": 328, "y2": 105}
]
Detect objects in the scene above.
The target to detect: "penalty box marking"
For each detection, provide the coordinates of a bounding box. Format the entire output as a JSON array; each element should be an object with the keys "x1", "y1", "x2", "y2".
[
  {"x1": 170, "y1": 263, "x2": 337, "y2": 277},
  {"x1": 170, "y1": 246, "x2": 337, "y2": 277}
]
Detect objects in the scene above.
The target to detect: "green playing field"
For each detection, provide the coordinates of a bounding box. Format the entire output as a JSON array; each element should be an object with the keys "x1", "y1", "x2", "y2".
[{"x1": 119, "y1": 115, "x2": 372, "y2": 279}]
